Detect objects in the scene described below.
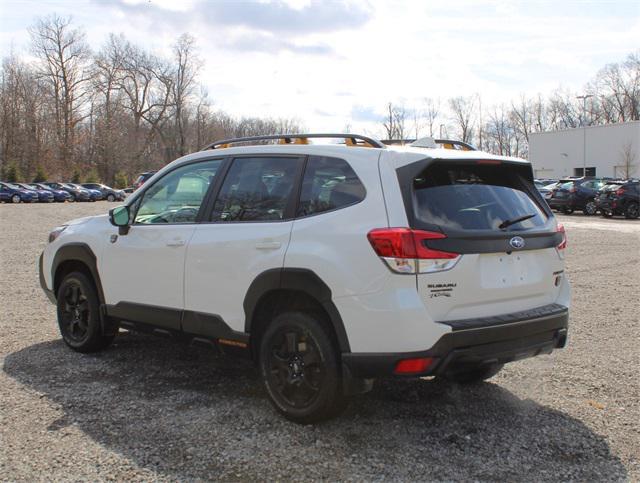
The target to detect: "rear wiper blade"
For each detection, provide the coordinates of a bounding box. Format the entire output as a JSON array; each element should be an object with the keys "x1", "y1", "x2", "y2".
[{"x1": 499, "y1": 213, "x2": 537, "y2": 230}]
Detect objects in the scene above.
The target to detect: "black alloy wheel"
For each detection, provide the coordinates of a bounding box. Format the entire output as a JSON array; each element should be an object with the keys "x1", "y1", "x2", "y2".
[
  {"x1": 584, "y1": 201, "x2": 597, "y2": 216},
  {"x1": 562, "y1": 207, "x2": 574, "y2": 215},
  {"x1": 59, "y1": 281, "x2": 91, "y2": 344},
  {"x1": 625, "y1": 202, "x2": 639, "y2": 219},
  {"x1": 56, "y1": 272, "x2": 115, "y2": 352},
  {"x1": 259, "y1": 312, "x2": 345, "y2": 424}
]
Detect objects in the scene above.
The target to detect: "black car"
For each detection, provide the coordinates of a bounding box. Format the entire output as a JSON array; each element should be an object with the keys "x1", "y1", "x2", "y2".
[
  {"x1": 597, "y1": 180, "x2": 640, "y2": 219},
  {"x1": 15, "y1": 183, "x2": 54, "y2": 202},
  {"x1": 81, "y1": 183, "x2": 126, "y2": 202},
  {"x1": 29, "y1": 183, "x2": 72, "y2": 202},
  {"x1": 45, "y1": 182, "x2": 92, "y2": 202},
  {"x1": 0, "y1": 181, "x2": 37, "y2": 203},
  {"x1": 548, "y1": 177, "x2": 605, "y2": 215}
]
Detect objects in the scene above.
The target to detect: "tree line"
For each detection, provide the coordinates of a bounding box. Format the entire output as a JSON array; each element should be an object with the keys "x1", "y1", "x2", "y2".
[
  {"x1": 381, "y1": 50, "x2": 639, "y2": 158},
  {"x1": 0, "y1": 14, "x2": 304, "y2": 186},
  {"x1": 1, "y1": 14, "x2": 638, "y2": 186}
]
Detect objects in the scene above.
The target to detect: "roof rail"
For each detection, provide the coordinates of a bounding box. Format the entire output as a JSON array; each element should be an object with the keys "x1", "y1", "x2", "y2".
[
  {"x1": 201, "y1": 133, "x2": 386, "y2": 151},
  {"x1": 381, "y1": 138, "x2": 477, "y2": 151}
]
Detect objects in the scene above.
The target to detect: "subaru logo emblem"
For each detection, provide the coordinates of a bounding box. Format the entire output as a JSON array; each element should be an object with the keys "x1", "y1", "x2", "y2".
[{"x1": 509, "y1": 236, "x2": 525, "y2": 249}]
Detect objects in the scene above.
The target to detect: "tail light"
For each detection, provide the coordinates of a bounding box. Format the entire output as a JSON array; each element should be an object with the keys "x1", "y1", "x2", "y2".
[
  {"x1": 556, "y1": 223, "x2": 567, "y2": 251},
  {"x1": 367, "y1": 228, "x2": 461, "y2": 274},
  {"x1": 569, "y1": 186, "x2": 577, "y2": 193},
  {"x1": 616, "y1": 187, "x2": 626, "y2": 196}
]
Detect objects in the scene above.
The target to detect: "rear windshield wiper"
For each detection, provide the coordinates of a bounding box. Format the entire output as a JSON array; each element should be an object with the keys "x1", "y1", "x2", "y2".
[{"x1": 499, "y1": 213, "x2": 537, "y2": 230}]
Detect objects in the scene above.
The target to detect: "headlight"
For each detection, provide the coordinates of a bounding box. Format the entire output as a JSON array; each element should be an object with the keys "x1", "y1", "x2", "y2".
[{"x1": 48, "y1": 226, "x2": 67, "y2": 243}]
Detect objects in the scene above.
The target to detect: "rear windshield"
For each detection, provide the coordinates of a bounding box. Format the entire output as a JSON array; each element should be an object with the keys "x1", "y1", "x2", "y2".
[{"x1": 410, "y1": 162, "x2": 547, "y2": 232}]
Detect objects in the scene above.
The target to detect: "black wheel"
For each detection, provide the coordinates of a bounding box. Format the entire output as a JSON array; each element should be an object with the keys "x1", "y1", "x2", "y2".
[
  {"x1": 69, "y1": 194, "x2": 76, "y2": 202},
  {"x1": 583, "y1": 201, "x2": 597, "y2": 216},
  {"x1": 11, "y1": 194, "x2": 21, "y2": 203},
  {"x1": 561, "y1": 207, "x2": 574, "y2": 215},
  {"x1": 444, "y1": 363, "x2": 504, "y2": 384},
  {"x1": 107, "y1": 194, "x2": 116, "y2": 202},
  {"x1": 259, "y1": 312, "x2": 346, "y2": 424},
  {"x1": 56, "y1": 272, "x2": 115, "y2": 353},
  {"x1": 625, "y1": 202, "x2": 639, "y2": 219},
  {"x1": 602, "y1": 211, "x2": 613, "y2": 218}
]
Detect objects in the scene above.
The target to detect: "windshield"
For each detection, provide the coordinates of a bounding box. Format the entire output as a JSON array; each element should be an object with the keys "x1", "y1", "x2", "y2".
[{"x1": 410, "y1": 162, "x2": 547, "y2": 232}]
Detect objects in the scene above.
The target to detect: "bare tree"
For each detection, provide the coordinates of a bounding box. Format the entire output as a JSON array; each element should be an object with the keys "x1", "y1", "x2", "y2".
[
  {"x1": 618, "y1": 141, "x2": 638, "y2": 179},
  {"x1": 170, "y1": 33, "x2": 200, "y2": 157},
  {"x1": 29, "y1": 15, "x2": 92, "y2": 166},
  {"x1": 382, "y1": 102, "x2": 407, "y2": 140},
  {"x1": 449, "y1": 95, "x2": 476, "y2": 143},
  {"x1": 422, "y1": 97, "x2": 440, "y2": 137}
]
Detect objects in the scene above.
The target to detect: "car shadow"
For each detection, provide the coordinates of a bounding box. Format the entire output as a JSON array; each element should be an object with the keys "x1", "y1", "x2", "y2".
[{"x1": 3, "y1": 333, "x2": 627, "y2": 481}]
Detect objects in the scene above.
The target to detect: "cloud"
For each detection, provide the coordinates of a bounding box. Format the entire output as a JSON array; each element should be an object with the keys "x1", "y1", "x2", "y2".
[
  {"x1": 99, "y1": 0, "x2": 372, "y2": 35},
  {"x1": 223, "y1": 32, "x2": 334, "y2": 55}
]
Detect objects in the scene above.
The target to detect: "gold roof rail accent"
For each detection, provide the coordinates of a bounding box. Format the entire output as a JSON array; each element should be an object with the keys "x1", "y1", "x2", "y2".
[{"x1": 201, "y1": 133, "x2": 386, "y2": 150}]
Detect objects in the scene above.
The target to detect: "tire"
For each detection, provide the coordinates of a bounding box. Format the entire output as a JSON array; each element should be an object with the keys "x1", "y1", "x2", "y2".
[
  {"x1": 625, "y1": 202, "x2": 639, "y2": 220},
  {"x1": 11, "y1": 194, "x2": 21, "y2": 203},
  {"x1": 444, "y1": 363, "x2": 504, "y2": 384},
  {"x1": 259, "y1": 311, "x2": 346, "y2": 424},
  {"x1": 561, "y1": 207, "x2": 574, "y2": 215},
  {"x1": 602, "y1": 211, "x2": 612, "y2": 218},
  {"x1": 583, "y1": 201, "x2": 597, "y2": 216},
  {"x1": 107, "y1": 194, "x2": 116, "y2": 202},
  {"x1": 56, "y1": 271, "x2": 115, "y2": 353},
  {"x1": 69, "y1": 194, "x2": 76, "y2": 202}
]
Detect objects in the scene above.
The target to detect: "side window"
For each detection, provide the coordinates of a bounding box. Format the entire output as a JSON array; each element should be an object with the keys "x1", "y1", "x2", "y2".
[
  {"x1": 297, "y1": 156, "x2": 366, "y2": 217},
  {"x1": 134, "y1": 159, "x2": 222, "y2": 224},
  {"x1": 211, "y1": 157, "x2": 300, "y2": 222}
]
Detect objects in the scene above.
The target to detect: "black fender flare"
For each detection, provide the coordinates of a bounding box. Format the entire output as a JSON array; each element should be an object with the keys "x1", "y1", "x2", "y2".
[
  {"x1": 243, "y1": 268, "x2": 351, "y2": 353},
  {"x1": 52, "y1": 242, "x2": 106, "y2": 305}
]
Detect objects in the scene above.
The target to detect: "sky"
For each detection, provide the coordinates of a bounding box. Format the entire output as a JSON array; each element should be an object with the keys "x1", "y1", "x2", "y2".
[{"x1": 1, "y1": 0, "x2": 638, "y2": 135}]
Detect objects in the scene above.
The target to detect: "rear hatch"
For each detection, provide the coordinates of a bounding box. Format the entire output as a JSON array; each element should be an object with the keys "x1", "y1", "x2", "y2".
[{"x1": 396, "y1": 159, "x2": 566, "y2": 321}]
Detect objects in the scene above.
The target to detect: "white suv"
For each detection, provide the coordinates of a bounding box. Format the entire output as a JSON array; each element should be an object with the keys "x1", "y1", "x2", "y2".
[{"x1": 39, "y1": 134, "x2": 570, "y2": 423}]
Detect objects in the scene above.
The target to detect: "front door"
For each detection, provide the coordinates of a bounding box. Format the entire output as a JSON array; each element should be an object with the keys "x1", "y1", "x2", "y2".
[{"x1": 100, "y1": 159, "x2": 223, "y2": 330}]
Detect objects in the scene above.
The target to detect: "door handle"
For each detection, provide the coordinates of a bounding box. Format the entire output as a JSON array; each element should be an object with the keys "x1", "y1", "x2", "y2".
[
  {"x1": 255, "y1": 241, "x2": 281, "y2": 250},
  {"x1": 166, "y1": 239, "x2": 186, "y2": 247}
]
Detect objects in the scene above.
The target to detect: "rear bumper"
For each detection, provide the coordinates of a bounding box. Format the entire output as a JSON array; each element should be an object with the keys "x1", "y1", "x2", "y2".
[{"x1": 342, "y1": 304, "x2": 568, "y2": 378}]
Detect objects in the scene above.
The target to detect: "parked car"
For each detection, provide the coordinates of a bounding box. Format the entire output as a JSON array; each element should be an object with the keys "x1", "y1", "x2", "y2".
[
  {"x1": 597, "y1": 180, "x2": 640, "y2": 219},
  {"x1": 67, "y1": 183, "x2": 102, "y2": 201},
  {"x1": 29, "y1": 183, "x2": 72, "y2": 202},
  {"x1": 536, "y1": 181, "x2": 558, "y2": 200},
  {"x1": 132, "y1": 171, "x2": 157, "y2": 190},
  {"x1": 81, "y1": 183, "x2": 126, "y2": 202},
  {"x1": 14, "y1": 183, "x2": 54, "y2": 202},
  {"x1": 40, "y1": 133, "x2": 570, "y2": 423},
  {"x1": 0, "y1": 181, "x2": 37, "y2": 203},
  {"x1": 45, "y1": 182, "x2": 91, "y2": 202},
  {"x1": 548, "y1": 177, "x2": 605, "y2": 215}
]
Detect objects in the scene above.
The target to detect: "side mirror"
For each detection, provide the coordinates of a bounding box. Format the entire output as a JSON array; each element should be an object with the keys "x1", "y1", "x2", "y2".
[{"x1": 109, "y1": 205, "x2": 131, "y2": 235}]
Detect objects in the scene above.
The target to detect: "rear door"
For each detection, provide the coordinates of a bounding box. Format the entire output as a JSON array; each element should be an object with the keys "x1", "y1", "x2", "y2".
[
  {"x1": 183, "y1": 155, "x2": 305, "y2": 335},
  {"x1": 396, "y1": 159, "x2": 566, "y2": 321}
]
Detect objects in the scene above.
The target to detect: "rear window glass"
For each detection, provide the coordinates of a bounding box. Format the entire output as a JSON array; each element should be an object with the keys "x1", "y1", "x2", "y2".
[
  {"x1": 410, "y1": 163, "x2": 547, "y2": 232},
  {"x1": 559, "y1": 181, "x2": 574, "y2": 189}
]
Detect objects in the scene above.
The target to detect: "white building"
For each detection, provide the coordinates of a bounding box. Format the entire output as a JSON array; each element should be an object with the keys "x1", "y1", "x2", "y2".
[{"x1": 529, "y1": 121, "x2": 640, "y2": 179}]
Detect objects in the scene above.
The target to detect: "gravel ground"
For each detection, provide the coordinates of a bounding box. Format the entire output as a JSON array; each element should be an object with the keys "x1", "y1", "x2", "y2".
[{"x1": 1, "y1": 202, "x2": 638, "y2": 481}]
